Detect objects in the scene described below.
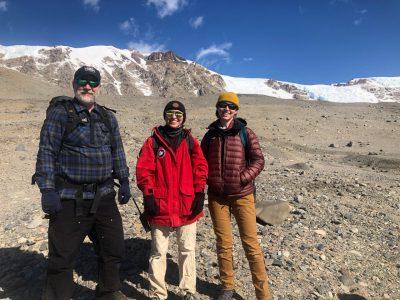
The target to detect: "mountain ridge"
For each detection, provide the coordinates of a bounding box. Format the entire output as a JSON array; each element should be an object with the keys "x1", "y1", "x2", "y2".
[{"x1": 0, "y1": 44, "x2": 399, "y2": 103}]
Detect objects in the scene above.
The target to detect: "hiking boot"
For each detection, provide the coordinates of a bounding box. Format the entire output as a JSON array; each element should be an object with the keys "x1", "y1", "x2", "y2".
[
  {"x1": 96, "y1": 290, "x2": 128, "y2": 300},
  {"x1": 217, "y1": 289, "x2": 234, "y2": 300},
  {"x1": 182, "y1": 292, "x2": 196, "y2": 300}
]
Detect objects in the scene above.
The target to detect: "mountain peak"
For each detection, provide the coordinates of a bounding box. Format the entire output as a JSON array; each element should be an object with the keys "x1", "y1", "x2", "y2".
[{"x1": 147, "y1": 51, "x2": 186, "y2": 63}]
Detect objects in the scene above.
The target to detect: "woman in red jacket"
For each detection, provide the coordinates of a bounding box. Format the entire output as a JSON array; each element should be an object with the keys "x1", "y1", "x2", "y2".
[
  {"x1": 201, "y1": 92, "x2": 270, "y2": 300},
  {"x1": 136, "y1": 101, "x2": 208, "y2": 300}
]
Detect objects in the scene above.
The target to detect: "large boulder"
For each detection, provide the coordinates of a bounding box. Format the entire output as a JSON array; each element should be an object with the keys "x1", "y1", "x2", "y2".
[{"x1": 255, "y1": 200, "x2": 292, "y2": 226}]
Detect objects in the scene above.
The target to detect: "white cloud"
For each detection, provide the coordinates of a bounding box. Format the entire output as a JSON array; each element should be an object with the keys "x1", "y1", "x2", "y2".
[
  {"x1": 83, "y1": 0, "x2": 100, "y2": 12},
  {"x1": 0, "y1": 1, "x2": 7, "y2": 12},
  {"x1": 353, "y1": 8, "x2": 367, "y2": 26},
  {"x1": 196, "y1": 42, "x2": 232, "y2": 61},
  {"x1": 243, "y1": 57, "x2": 253, "y2": 62},
  {"x1": 189, "y1": 16, "x2": 203, "y2": 29},
  {"x1": 196, "y1": 43, "x2": 233, "y2": 69},
  {"x1": 127, "y1": 41, "x2": 166, "y2": 54},
  {"x1": 146, "y1": 0, "x2": 187, "y2": 18},
  {"x1": 119, "y1": 17, "x2": 139, "y2": 36}
]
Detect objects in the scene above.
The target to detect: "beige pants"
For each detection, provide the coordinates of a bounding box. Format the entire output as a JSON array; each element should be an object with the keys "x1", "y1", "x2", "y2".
[
  {"x1": 208, "y1": 193, "x2": 270, "y2": 300},
  {"x1": 148, "y1": 222, "x2": 197, "y2": 299}
]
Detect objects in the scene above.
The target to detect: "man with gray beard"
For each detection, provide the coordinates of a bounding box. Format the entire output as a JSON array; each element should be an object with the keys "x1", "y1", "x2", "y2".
[{"x1": 34, "y1": 66, "x2": 131, "y2": 300}]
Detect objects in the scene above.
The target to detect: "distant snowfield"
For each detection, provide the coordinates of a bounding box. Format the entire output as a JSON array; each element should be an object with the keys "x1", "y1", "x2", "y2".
[
  {"x1": 292, "y1": 83, "x2": 378, "y2": 103},
  {"x1": 222, "y1": 75, "x2": 293, "y2": 99},
  {"x1": 223, "y1": 75, "x2": 400, "y2": 103},
  {"x1": 0, "y1": 45, "x2": 47, "y2": 59},
  {"x1": 1, "y1": 44, "x2": 399, "y2": 103}
]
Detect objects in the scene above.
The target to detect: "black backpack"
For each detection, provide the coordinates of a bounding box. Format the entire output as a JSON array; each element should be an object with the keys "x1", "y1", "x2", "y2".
[
  {"x1": 32, "y1": 97, "x2": 116, "y2": 185},
  {"x1": 46, "y1": 96, "x2": 116, "y2": 145}
]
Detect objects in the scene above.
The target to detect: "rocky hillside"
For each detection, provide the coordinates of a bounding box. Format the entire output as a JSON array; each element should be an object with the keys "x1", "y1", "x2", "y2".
[{"x1": 0, "y1": 45, "x2": 225, "y2": 98}]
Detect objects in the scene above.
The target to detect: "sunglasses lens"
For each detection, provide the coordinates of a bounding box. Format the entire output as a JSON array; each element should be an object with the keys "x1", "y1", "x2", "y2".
[
  {"x1": 89, "y1": 80, "x2": 99, "y2": 87},
  {"x1": 166, "y1": 111, "x2": 183, "y2": 118},
  {"x1": 77, "y1": 79, "x2": 99, "y2": 87},
  {"x1": 77, "y1": 79, "x2": 87, "y2": 86},
  {"x1": 218, "y1": 102, "x2": 237, "y2": 110}
]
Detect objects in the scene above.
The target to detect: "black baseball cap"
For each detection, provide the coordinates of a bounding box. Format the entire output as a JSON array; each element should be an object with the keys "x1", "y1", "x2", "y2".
[{"x1": 74, "y1": 66, "x2": 101, "y2": 82}]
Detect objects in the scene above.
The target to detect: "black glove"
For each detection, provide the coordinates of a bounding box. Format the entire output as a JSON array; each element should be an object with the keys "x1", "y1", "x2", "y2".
[
  {"x1": 118, "y1": 178, "x2": 131, "y2": 204},
  {"x1": 191, "y1": 192, "x2": 205, "y2": 216},
  {"x1": 144, "y1": 194, "x2": 159, "y2": 216},
  {"x1": 41, "y1": 189, "x2": 62, "y2": 215}
]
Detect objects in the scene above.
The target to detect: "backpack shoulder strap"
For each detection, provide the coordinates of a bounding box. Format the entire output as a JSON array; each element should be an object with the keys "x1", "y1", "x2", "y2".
[
  {"x1": 201, "y1": 130, "x2": 213, "y2": 149},
  {"x1": 48, "y1": 95, "x2": 73, "y2": 109},
  {"x1": 96, "y1": 105, "x2": 117, "y2": 148},
  {"x1": 96, "y1": 105, "x2": 115, "y2": 131},
  {"x1": 185, "y1": 130, "x2": 194, "y2": 157},
  {"x1": 239, "y1": 126, "x2": 248, "y2": 149},
  {"x1": 239, "y1": 126, "x2": 250, "y2": 161},
  {"x1": 99, "y1": 105, "x2": 117, "y2": 114},
  {"x1": 47, "y1": 96, "x2": 81, "y2": 138},
  {"x1": 151, "y1": 134, "x2": 159, "y2": 155},
  {"x1": 186, "y1": 133, "x2": 194, "y2": 157}
]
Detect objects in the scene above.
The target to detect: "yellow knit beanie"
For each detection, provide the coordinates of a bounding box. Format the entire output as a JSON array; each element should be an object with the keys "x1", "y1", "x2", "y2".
[{"x1": 217, "y1": 92, "x2": 240, "y2": 109}]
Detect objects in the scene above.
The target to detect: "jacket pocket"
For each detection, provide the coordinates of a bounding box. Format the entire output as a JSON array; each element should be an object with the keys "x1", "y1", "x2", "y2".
[
  {"x1": 179, "y1": 185, "x2": 194, "y2": 216},
  {"x1": 240, "y1": 171, "x2": 248, "y2": 186},
  {"x1": 153, "y1": 187, "x2": 168, "y2": 216}
]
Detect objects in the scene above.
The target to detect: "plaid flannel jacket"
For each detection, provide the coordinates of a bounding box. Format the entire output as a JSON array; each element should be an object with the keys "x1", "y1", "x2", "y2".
[{"x1": 35, "y1": 99, "x2": 129, "y2": 199}]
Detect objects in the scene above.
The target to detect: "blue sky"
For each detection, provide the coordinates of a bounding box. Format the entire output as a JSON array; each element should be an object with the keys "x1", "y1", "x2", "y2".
[{"x1": 0, "y1": 0, "x2": 399, "y2": 84}]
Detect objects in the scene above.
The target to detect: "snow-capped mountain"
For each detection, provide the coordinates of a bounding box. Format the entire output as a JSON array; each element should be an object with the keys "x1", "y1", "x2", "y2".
[
  {"x1": 0, "y1": 45, "x2": 224, "y2": 98},
  {"x1": 0, "y1": 44, "x2": 399, "y2": 103}
]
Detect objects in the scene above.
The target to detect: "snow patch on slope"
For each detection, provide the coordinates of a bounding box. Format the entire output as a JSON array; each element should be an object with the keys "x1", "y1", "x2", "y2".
[
  {"x1": 222, "y1": 75, "x2": 293, "y2": 99},
  {"x1": 361, "y1": 77, "x2": 400, "y2": 88},
  {"x1": 127, "y1": 70, "x2": 152, "y2": 96},
  {"x1": 294, "y1": 84, "x2": 378, "y2": 103},
  {"x1": 0, "y1": 45, "x2": 49, "y2": 59}
]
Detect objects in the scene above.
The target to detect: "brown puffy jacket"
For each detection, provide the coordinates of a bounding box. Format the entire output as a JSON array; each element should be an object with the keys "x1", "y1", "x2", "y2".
[{"x1": 201, "y1": 118, "x2": 265, "y2": 198}]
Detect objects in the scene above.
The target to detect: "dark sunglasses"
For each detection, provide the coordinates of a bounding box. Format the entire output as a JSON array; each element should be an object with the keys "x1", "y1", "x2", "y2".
[
  {"x1": 165, "y1": 110, "x2": 184, "y2": 119},
  {"x1": 217, "y1": 101, "x2": 238, "y2": 110},
  {"x1": 76, "y1": 78, "x2": 100, "y2": 88}
]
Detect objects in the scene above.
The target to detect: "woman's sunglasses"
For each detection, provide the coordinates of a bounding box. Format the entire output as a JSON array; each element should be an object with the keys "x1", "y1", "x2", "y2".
[
  {"x1": 165, "y1": 110, "x2": 184, "y2": 119},
  {"x1": 216, "y1": 101, "x2": 238, "y2": 110}
]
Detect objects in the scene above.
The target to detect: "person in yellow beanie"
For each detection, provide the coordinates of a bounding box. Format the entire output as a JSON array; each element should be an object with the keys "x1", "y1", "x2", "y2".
[
  {"x1": 217, "y1": 92, "x2": 240, "y2": 108},
  {"x1": 201, "y1": 92, "x2": 271, "y2": 300}
]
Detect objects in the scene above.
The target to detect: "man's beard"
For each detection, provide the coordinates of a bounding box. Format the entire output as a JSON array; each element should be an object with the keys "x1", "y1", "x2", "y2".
[{"x1": 75, "y1": 90, "x2": 95, "y2": 105}]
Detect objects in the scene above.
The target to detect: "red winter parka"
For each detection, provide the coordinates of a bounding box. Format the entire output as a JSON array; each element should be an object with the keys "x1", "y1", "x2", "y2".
[
  {"x1": 136, "y1": 127, "x2": 208, "y2": 227},
  {"x1": 201, "y1": 118, "x2": 264, "y2": 199}
]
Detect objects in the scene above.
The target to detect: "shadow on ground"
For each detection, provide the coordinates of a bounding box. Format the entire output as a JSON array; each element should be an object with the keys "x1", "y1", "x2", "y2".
[
  {"x1": 338, "y1": 294, "x2": 368, "y2": 300},
  {"x1": 0, "y1": 237, "x2": 219, "y2": 299}
]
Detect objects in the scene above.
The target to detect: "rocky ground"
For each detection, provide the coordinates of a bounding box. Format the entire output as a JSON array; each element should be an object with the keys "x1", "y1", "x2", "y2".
[{"x1": 0, "y1": 94, "x2": 399, "y2": 300}]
